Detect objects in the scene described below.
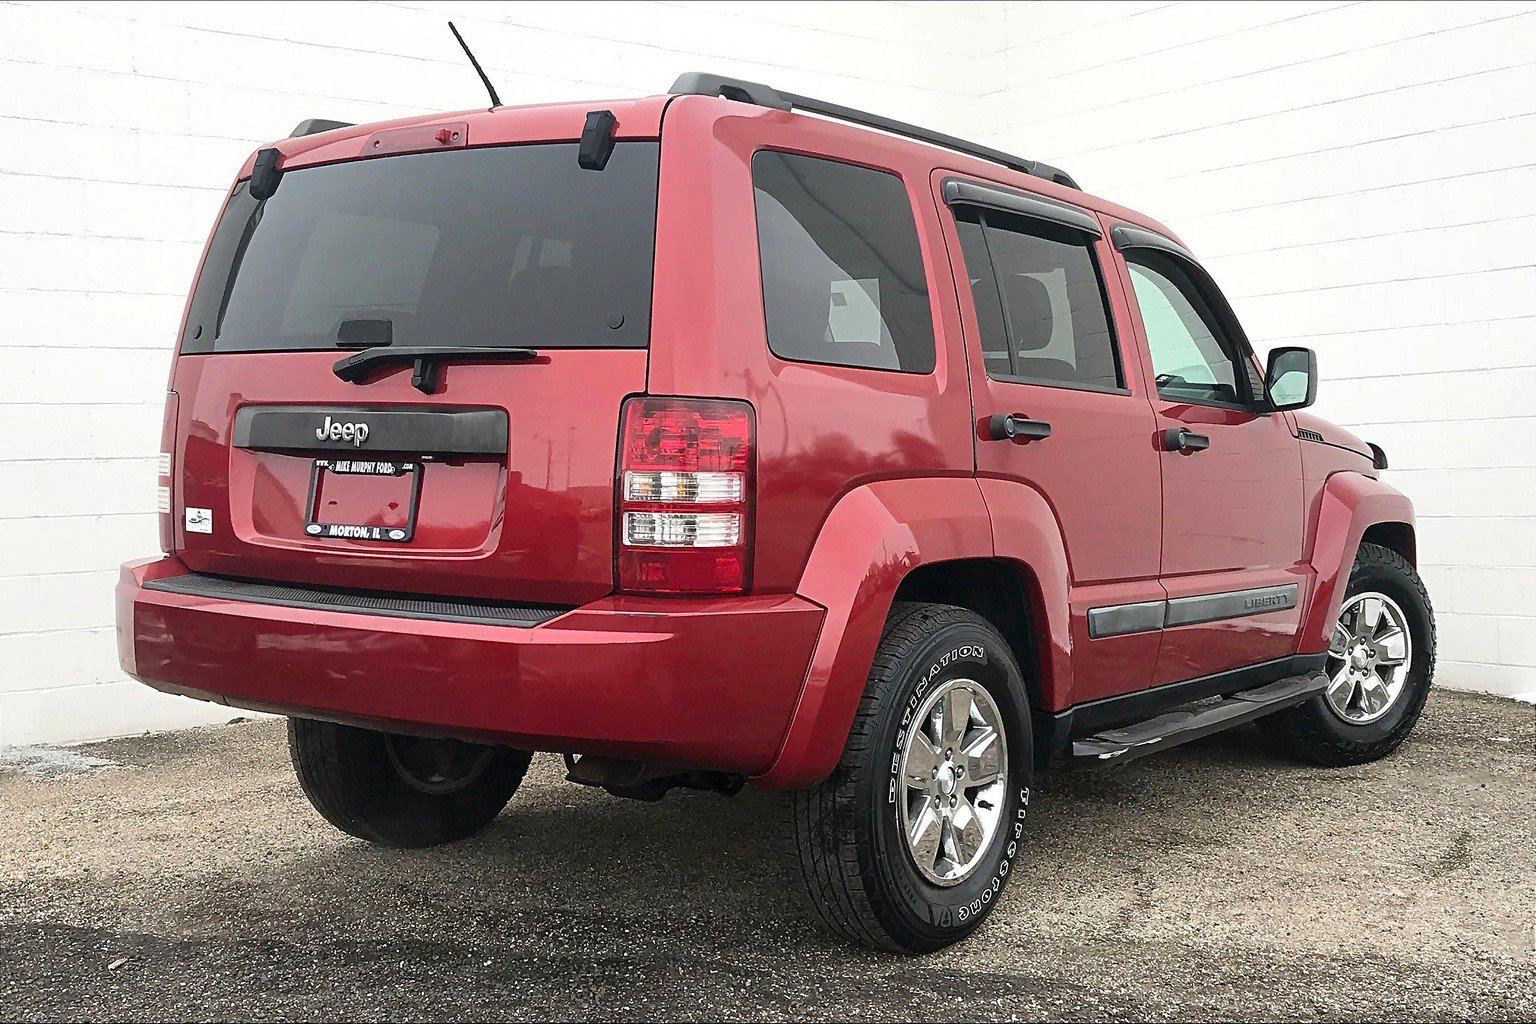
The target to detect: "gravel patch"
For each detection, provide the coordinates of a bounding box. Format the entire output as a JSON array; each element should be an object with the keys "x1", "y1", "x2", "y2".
[
  {"x1": 0, "y1": 746, "x2": 118, "y2": 782},
  {"x1": 0, "y1": 689, "x2": 1531, "y2": 1021}
]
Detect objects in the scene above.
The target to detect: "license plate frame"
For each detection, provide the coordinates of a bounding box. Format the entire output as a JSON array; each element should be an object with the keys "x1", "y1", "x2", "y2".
[{"x1": 303, "y1": 457, "x2": 423, "y2": 543}]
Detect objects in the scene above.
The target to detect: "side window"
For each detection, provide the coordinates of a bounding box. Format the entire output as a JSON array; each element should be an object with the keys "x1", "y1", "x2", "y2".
[
  {"x1": 752, "y1": 151, "x2": 935, "y2": 373},
  {"x1": 954, "y1": 218, "x2": 1012, "y2": 378},
  {"x1": 1124, "y1": 250, "x2": 1249, "y2": 406},
  {"x1": 952, "y1": 209, "x2": 1122, "y2": 391}
]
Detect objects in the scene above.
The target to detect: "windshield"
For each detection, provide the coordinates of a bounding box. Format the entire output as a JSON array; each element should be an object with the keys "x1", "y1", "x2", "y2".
[{"x1": 181, "y1": 141, "x2": 659, "y2": 353}]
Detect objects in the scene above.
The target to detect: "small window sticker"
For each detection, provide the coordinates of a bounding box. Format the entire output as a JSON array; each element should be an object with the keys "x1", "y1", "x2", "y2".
[
  {"x1": 827, "y1": 278, "x2": 883, "y2": 344},
  {"x1": 185, "y1": 507, "x2": 213, "y2": 534}
]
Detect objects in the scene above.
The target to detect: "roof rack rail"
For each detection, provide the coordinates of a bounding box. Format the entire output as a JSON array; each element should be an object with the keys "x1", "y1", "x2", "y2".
[
  {"x1": 289, "y1": 118, "x2": 354, "y2": 139},
  {"x1": 669, "y1": 72, "x2": 1080, "y2": 191}
]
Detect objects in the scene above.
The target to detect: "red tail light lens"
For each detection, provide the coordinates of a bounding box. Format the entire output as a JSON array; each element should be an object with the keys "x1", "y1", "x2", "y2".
[
  {"x1": 617, "y1": 396, "x2": 754, "y2": 594},
  {"x1": 157, "y1": 390, "x2": 179, "y2": 554}
]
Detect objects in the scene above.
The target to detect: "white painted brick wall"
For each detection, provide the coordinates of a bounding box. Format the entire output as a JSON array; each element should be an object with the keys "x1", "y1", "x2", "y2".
[
  {"x1": 1, "y1": 0, "x2": 1529, "y2": 745},
  {"x1": 0, "y1": 0, "x2": 1002, "y2": 745},
  {"x1": 994, "y1": 0, "x2": 1536, "y2": 700}
]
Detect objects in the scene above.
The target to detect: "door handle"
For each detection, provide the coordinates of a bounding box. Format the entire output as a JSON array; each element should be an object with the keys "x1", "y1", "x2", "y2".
[
  {"x1": 1163, "y1": 427, "x2": 1211, "y2": 452},
  {"x1": 986, "y1": 413, "x2": 1052, "y2": 441}
]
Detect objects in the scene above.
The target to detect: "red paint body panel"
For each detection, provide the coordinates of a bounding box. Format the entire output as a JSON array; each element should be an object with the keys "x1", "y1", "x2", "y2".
[
  {"x1": 1149, "y1": 400, "x2": 1307, "y2": 683},
  {"x1": 975, "y1": 479, "x2": 1075, "y2": 710},
  {"x1": 931, "y1": 175, "x2": 1165, "y2": 703},
  {"x1": 1291, "y1": 415, "x2": 1406, "y2": 657},
  {"x1": 119, "y1": 557, "x2": 822, "y2": 773},
  {"x1": 117, "y1": 90, "x2": 1421, "y2": 789},
  {"x1": 1102, "y1": 233, "x2": 1309, "y2": 683},
  {"x1": 647, "y1": 99, "x2": 979, "y2": 593},
  {"x1": 1155, "y1": 565, "x2": 1313, "y2": 683},
  {"x1": 756, "y1": 478, "x2": 993, "y2": 788},
  {"x1": 242, "y1": 99, "x2": 672, "y2": 175},
  {"x1": 1293, "y1": 410, "x2": 1374, "y2": 461},
  {"x1": 1153, "y1": 403, "x2": 1305, "y2": 581},
  {"x1": 1299, "y1": 472, "x2": 1414, "y2": 654},
  {"x1": 171, "y1": 348, "x2": 645, "y2": 605}
]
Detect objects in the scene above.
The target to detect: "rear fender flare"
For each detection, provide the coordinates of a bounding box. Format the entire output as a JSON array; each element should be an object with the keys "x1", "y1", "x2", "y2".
[
  {"x1": 975, "y1": 477, "x2": 1072, "y2": 710},
  {"x1": 1300, "y1": 471, "x2": 1416, "y2": 654},
  {"x1": 754, "y1": 476, "x2": 1071, "y2": 789}
]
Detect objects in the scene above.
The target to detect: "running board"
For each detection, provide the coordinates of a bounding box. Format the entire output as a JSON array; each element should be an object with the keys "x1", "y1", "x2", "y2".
[{"x1": 1071, "y1": 672, "x2": 1329, "y2": 765}]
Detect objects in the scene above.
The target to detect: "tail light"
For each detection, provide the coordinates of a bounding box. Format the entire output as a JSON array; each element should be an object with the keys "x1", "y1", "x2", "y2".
[
  {"x1": 157, "y1": 391, "x2": 179, "y2": 553},
  {"x1": 617, "y1": 396, "x2": 754, "y2": 594}
]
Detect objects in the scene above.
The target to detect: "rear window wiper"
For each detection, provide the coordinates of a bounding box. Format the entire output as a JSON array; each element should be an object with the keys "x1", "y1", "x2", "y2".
[{"x1": 333, "y1": 345, "x2": 539, "y2": 395}]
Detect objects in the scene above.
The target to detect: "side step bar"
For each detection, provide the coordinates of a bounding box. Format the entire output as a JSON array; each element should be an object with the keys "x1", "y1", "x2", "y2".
[{"x1": 1071, "y1": 672, "x2": 1329, "y2": 765}]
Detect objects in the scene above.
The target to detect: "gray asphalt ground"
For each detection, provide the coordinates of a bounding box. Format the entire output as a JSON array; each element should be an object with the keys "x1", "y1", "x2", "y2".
[{"x1": 1, "y1": 689, "x2": 1532, "y2": 1022}]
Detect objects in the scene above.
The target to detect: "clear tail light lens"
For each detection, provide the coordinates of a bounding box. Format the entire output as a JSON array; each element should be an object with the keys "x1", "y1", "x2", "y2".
[
  {"x1": 623, "y1": 511, "x2": 742, "y2": 547},
  {"x1": 623, "y1": 470, "x2": 744, "y2": 504},
  {"x1": 158, "y1": 391, "x2": 179, "y2": 554},
  {"x1": 616, "y1": 396, "x2": 754, "y2": 594}
]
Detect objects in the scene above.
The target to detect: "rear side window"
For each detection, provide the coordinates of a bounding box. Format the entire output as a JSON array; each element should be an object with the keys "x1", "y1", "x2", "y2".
[
  {"x1": 752, "y1": 152, "x2": 935, "y2": 373},
  {"x1": 181, "y1": 142, "x2": 659, "y2": 353},
  {"x1": 953, "y1": 209, "x2": 1122, "y2": 391}
]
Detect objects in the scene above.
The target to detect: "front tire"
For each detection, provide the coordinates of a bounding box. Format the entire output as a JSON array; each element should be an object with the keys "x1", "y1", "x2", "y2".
[
  {"x1": 288, "y1": 718, "x2": 532, "y2": 848},
  {"x1": 1265, "y1": 542, "x2": 1436, "y2": 766},
  {"x1": 790, "y1": 602, "x2": 1033, "y2": 953}
]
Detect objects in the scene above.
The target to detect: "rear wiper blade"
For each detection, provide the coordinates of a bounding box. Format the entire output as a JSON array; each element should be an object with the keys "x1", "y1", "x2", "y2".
[{"x1": 333, "y1": 345, "x2": 539, "y2": 395}]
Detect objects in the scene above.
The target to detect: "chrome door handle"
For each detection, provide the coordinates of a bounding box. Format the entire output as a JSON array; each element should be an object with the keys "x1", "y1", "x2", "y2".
[
  {"x1": 1163, "y1": 427, "x2": 1210, "y2": 452},
  {"x1": 986, "y1": 414, "x2": 1052, "y2": 441}
]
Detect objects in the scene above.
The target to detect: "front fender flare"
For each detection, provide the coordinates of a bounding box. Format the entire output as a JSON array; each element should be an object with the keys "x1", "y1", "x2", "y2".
[{"x1": 1300, "y1": 471, "x2": 1416, "y2": 654}]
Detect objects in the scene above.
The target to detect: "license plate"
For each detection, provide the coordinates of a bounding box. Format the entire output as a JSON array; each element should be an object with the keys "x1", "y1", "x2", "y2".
[{"x1": 304, "y1": 458, "x2": 422, "y2": 542}]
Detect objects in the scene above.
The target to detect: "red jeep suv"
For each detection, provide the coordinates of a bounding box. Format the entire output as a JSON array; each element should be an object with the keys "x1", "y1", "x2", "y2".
[{"x1": 116, "y1": 73, "x2": 1436, "y2": 953}]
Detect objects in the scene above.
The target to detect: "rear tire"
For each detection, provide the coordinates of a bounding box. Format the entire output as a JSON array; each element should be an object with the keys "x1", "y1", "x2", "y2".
[
  {"x1": 790, "y1": 602, "x2": 1033, "y2": 953},
  {"x1": 1265, "y1": 543, "x2": 1436, "y2": 766},
  {"x1": 288, "y1": 718, "x2": 531, "y2": 848}
]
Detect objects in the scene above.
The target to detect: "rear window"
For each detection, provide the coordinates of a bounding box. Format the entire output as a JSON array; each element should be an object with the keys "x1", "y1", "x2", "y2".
[
  {"x1": 752, "y1": 151, "x2": 935, "y2": 373},
  {"x1": 181, "y1": 142, "x2": 659, "y2": 353}
]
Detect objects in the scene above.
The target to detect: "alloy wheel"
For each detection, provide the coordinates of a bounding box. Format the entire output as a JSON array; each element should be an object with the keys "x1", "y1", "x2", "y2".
[
  {"x1": 1325, "y1": 591, "x2": 1413, "y2": 725},
  {"x1": 898, "y1": 678, "x2": 1008, "y2": 886}
]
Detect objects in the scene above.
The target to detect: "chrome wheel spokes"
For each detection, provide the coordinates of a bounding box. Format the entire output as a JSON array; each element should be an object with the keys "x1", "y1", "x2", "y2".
[
  {"x1": 959, "y1": 721, "x2": 1004, "y2": 788},
  {"x1": 899, "y1": 678, "x2": 1008, "y2": 886},
  {"x1": 1329, "y1": 622, "x2": 1351, "y2": 658},
  {"x1": 1323, "y1": 591, "x2": 1413, "y2": 725}
]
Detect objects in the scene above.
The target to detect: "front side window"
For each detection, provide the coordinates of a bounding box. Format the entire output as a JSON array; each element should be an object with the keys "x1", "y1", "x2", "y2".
[
  {"x1": 952, "y1": 209, "x2": 1122, "y2": 391},
  {"x1": 182, "y1": 142, "x2": 660, "y2": 353},
  {"x1": 1125, "y1": 250, "x2": 1249, "y2": 405},
  {"x1": 752, "y1": 151, "x2": 935, "y2": 373}
]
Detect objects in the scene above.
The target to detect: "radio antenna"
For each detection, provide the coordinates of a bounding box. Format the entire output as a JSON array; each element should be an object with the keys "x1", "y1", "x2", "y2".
[{"x1": 447, "y1": 21, "x2": 503, "y2": 108}]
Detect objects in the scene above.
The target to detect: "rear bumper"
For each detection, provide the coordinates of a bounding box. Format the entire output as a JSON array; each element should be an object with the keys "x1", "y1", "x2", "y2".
[{"x1": 116, "y1": 557, "x2": 824, "y2": 775}]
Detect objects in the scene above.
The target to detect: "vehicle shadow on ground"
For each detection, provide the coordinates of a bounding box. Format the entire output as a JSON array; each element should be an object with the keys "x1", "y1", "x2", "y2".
[{"x1": 232, "y1": 723, "x2": 1302, "y2": 960}]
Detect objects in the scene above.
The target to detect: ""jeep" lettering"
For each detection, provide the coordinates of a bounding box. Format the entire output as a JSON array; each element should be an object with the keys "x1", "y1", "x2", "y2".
[{"x1": 315, "y1": 415, "x2": 370, "y2": 447}]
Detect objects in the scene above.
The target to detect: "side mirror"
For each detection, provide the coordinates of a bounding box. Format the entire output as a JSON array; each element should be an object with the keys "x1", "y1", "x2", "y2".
[{"x1": 1265, "y1": 346, "x2": 1317, "y2": 410}]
